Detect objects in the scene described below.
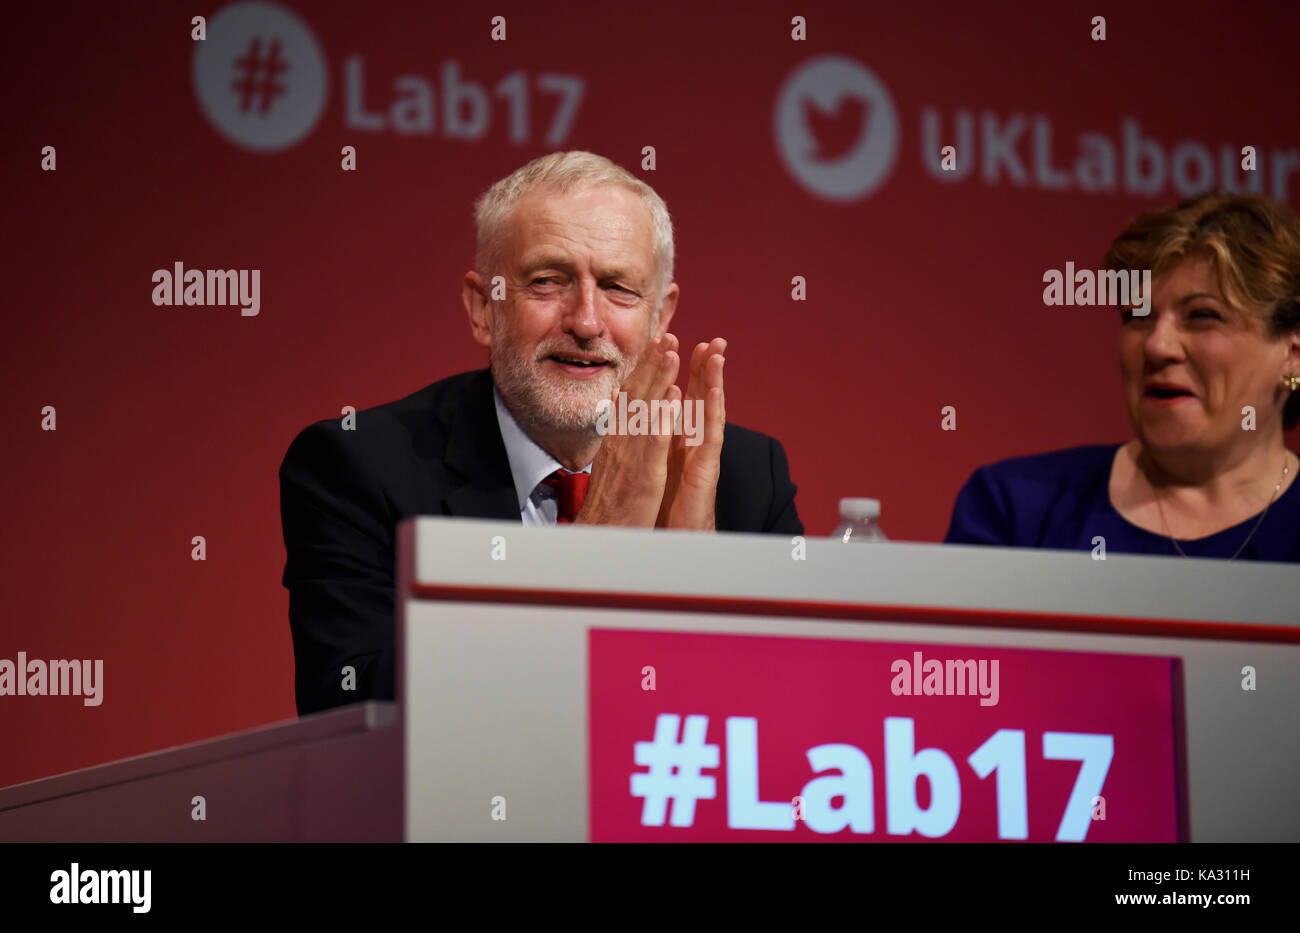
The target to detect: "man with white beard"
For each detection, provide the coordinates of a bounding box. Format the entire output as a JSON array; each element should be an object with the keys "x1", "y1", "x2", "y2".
[{"x1": 280, "y1": 150, "x2": 802, "y2": 715}]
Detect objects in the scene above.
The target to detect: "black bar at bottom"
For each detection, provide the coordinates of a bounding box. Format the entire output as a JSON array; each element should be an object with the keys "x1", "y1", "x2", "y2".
[{"x1": 0, "y1": 842, "x2": 1287, "y2": 920}]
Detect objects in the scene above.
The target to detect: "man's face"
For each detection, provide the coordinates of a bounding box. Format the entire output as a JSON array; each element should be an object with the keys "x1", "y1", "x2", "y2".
[
  {"x1": 477, "y1": 184, "x2": 674, "y2": 434},
  {"x1": 1117, "y1": 257, "x2": 1292, "y2": 455}
]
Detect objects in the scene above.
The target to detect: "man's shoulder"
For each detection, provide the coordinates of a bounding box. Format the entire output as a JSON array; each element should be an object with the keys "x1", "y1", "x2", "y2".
[
  {"x1": 715, "y1": 421, "x2": 799, "y2": 533},
  {"x1": 720, "y1": 421, "x2": 782, "y2": 454},
  {"x1": 717, "y1": 421, "x2": 793, "y2": 486},
  {"x1": 289, "y1": 369, "x2": 488, "y2": 439},
  {"x1": 360, "y1": 369, "x2": 492, "y2": 427},
  {"x1": 279, "y1": 369, "x2": 493, "y2": 477},
  {"x1": 718, "y1": 422, "x2": 790, "y2": 483}
]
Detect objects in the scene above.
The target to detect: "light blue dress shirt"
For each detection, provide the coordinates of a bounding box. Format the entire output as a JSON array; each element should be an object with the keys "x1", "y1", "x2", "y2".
[{"x1": 492, "y1": 386, "x2": 593, "y2": 526}]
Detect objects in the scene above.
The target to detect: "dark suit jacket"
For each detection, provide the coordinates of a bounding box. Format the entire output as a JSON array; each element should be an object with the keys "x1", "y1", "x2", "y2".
[{"x1": 279, "y1": 368, "x2": 802, "y2": 715}]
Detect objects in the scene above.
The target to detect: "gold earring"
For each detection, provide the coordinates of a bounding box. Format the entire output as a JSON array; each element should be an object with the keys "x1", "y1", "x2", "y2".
[{"x1": 1286, "y1": 372, "x2": 1300, "y2": 392}]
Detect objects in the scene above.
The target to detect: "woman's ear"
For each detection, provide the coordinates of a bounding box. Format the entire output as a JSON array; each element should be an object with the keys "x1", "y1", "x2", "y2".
[{"x1": 1282, "y1": 303, "x2": 1300, "y2": 369}]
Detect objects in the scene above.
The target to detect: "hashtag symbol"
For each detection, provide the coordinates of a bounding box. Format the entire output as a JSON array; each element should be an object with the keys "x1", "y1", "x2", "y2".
[
  {"x1": 630, "y1": 713, "x2": 719, "y2": 827},
  {"x1": 231, "y1": 37, "x2": 290, "y2": 115}
]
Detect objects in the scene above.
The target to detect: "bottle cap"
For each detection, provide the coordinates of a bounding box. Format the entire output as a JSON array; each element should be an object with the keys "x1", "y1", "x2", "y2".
[{"x1": 839, "y1": 497, "x2": 881, "y2": 520}]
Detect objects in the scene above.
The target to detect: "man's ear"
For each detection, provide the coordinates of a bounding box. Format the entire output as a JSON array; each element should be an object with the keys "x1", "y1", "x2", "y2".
[
  {"x1": 463, "y1": 271, "x2": 493, "y2": 348},
  {"x1": 653, "y1": 282, "x2": 680, "y2": 339}
]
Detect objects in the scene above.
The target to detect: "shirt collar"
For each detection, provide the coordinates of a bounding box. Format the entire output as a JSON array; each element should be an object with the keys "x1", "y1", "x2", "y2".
[{"x1": 492, "y1": 384, "x2": 592, "y2": 511}]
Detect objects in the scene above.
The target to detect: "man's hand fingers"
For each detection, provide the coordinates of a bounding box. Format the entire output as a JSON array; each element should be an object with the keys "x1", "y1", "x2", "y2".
[
  {"x1": 704, "y1": 380, "x2": 724, "y2": 450},
  {"x1": 622, "y1": 334, "x2": 660, "y2": 398},
  {"x1": 661, "y1": 384, "x2": 683, "y2": 437},
  {"x1": 688, "y1": 342, "x2": 708, "y2": 392},
  {"x1": 653, "y1": 347, "x2": 680, "y2": 405},
  {"x1": 623, "y1": 332, "x2": 678, "y2": 398},
  {"x1": 685, "y1": 337, "x2": 726, "y2": 402},
  {"x1": 690, "y1": 349, "x2": 724, "y2": 443}
]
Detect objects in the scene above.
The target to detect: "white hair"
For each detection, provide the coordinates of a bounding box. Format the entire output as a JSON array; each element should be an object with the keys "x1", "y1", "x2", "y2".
[{"x1": 473, "y1": 150, "x2": 675, "y2": 311}]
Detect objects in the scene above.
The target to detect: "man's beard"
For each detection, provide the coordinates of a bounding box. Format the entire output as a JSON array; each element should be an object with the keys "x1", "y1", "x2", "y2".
[{"x1": 491, "y1": 332, "x2": 632, "y2": 436}]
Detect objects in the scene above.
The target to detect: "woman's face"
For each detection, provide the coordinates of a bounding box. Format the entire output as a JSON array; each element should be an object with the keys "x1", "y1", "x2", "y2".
[{"x1": 1118, "y1": 258, "x2": 1297, "y2": 459}]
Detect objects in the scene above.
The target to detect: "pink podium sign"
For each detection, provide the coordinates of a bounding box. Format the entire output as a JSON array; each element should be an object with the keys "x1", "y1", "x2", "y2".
[{"x1": 589, "y1": 628, "x2": 1184, "y2": 842}]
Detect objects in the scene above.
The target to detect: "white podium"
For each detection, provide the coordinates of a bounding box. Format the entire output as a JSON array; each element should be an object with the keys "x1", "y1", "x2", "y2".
[
  {"x1": 398, "y1": 517, "x2": 1300, "y2": 842},
  {"x1": 4, "y1": 519, "x2": 1295, "y2": 842}
]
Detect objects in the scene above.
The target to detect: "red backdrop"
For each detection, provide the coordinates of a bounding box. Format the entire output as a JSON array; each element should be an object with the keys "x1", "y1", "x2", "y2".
[{"x1": 2, "y1": 0, "x2": 1297, "y2": 789}]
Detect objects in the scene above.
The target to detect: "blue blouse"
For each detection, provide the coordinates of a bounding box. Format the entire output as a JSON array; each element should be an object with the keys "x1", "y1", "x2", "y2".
[{"x1": 945, "y1": 444, "x2": 1300, "y2": 562}]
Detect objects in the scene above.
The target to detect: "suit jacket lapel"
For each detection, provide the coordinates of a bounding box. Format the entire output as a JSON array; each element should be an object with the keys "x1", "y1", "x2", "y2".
[{"x1": 442, "y1": 371, "x2": 522, "y2": 521}]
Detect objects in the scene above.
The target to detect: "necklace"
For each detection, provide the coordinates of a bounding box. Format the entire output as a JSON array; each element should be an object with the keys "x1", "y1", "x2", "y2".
[{"x1": 1147, "y1": 452, "x2": 1292, "y2": 560}]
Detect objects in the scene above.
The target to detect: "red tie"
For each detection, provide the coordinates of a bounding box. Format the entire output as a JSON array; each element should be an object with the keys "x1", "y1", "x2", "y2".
[{"x1": 542, "y1": 469, "x2": 590, "y2": 524}]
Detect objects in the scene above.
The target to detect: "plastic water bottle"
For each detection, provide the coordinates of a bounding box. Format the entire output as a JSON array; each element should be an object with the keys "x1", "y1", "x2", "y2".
[{"x1": 832, "y1": 498, "x2": 887, "y2": 542}]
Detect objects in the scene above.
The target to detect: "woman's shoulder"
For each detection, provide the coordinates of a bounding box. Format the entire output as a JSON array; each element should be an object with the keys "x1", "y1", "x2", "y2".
[
  {"x1": 974, "y1": 443, "x2": 1120, "y2": 488},
  {"x1": 946, "y1": 444, "x2": 1122, "y2": 546}
]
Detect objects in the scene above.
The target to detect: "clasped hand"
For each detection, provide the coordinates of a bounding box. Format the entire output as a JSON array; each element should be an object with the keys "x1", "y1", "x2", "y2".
[{"x1": 574, "y1": 333, "x2": 726, "y2": 531}]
